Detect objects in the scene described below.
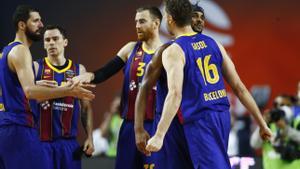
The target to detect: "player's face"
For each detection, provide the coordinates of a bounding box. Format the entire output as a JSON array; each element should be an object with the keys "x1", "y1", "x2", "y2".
[
  {"x1": 44, "y1": 29, "x2": 68, "y2": 57},
  {"x1": 135, "y1": 10, "x2": 155, "y2": 41},
  {"x1": 25, "y1": 12, "x2": 44, "y2": 42},
  {"x1": 191, "y1": 11, "x2": 205, "y2": 33}
]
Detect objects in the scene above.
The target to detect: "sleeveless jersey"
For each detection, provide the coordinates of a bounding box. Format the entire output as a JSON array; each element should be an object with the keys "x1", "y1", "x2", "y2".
[
  {"x1": 35, "y1": 58, "x2": 80, "y2": 141},
  {"x1": 120, "y1": 41, "x2": 156, "y2": 120},
  {"x1": 0, "y1": 42, "x2": 36, "y2": 127},
  {"x1": 176, "y1": 33, "x2": 230, "y2": 123}
]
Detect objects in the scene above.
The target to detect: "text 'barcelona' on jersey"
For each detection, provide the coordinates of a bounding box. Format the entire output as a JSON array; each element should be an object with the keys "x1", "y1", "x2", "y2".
[
  {"x1": 120, "y1": 41, "x2": 156, "y2": 121},
  {"x1": 0, "y1": 42, "x2": 36, "y2": 127},
  {"x1": 34, "y1": 58, "x2": 80, "y2": 141},
  {"x1": 176, "y1": 33, "x2": 230, "y2": 123}
]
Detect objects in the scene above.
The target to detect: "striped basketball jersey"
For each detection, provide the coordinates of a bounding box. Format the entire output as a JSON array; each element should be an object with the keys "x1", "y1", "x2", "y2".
[
  {"x1": 35, "y1": 58, "x2": 80, "y2": 141},
  {"x1": 0, "y1": 42, "x2": 36, "y2": 127},
  {"x1": 120, "y1": 41, "x2": 156, "y2": 120}
]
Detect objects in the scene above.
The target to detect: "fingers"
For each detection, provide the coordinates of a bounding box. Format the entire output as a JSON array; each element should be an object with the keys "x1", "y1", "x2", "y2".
[
  {"x1": 145, "y1": 143, "x2": 159, "y2": 152},
  {"x1": 80, "y1": 83, "x2": 96, "y2": 88},
  {"x1": 75, "y1": 86, "x2": 95, "y2": 100}
]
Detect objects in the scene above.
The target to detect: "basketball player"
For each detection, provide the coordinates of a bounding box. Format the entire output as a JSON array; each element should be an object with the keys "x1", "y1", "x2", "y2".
[
  {"x1": 34, "y1": 25, "x2": 94, "y2": 169},
  {"x1": 0, "y1": 5, "x2": 94, "y2": 169},
  {"x1": 134, "y1": 3, "x2": 206, "y2": 169},
  {"x1": 72, "y1": 6, "x2": 162, "y2": 169},
  {"x1": 146, "y1": 1, "x2": 272, "y2": 169}
]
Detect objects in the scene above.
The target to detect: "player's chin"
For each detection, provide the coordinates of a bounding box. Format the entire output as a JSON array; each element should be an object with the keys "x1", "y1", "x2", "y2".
[{"x1": 137, "y1": 35, "x2": 146, "y2": 41}]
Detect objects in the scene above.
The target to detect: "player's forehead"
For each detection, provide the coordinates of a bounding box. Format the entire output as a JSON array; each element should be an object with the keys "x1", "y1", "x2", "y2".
[
  {"x1": 44, "y1": 29, "x2": 63, "y2": 38},
  {"x1": 135, "y1": 10, "x2": 152, "y2": 21},
  {"x1": 28, "y1": 11, "x2": 41, "y2": 21},
  {"x1": 192, "y1": 11, "x2": 204, "y2": 17}
]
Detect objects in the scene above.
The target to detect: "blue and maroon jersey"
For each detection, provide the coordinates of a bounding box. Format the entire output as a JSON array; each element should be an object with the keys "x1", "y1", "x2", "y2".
[
  {"x1": 0, "y1": 42, "x2": 36, "y2": 127},
  {"x1": 35, "y1": 58, "x2": 80, "y2": 141},
  {"x1": 175, "y1": 33, "x2": 230, "y2": 123},
  {"x1": 120, "y1": 41, "x2": 156, "y2": 121}
]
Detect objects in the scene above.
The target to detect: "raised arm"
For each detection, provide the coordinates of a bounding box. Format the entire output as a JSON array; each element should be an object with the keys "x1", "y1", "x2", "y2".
[
  {"x1": 218, "y1": 42, "x2": 272, "y2": 141},
  {"x1": 134, "y1": 43, "x2": 170, "y2": 155},
  {"x1": 72, "y1": 42, "x2": 137, "y2": 84},
  {"x1": 146, "y1": 43, "x2": 185, "y2": 152},
  {"x1": 8, "y1": 45, "x2": 94, "y2": 101}
]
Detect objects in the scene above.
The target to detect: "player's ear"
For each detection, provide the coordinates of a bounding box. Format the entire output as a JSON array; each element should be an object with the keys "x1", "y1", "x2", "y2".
[
  {"x1": 154, "y1": 18, "x2": 160, "y2": 29},
  {"x1": 64, "y1": 38, "x2": 68, "y2": 47},
  {"x1": 18, "y1": 21, "x2": 26, "y2": 31},
  {"x1": 167, "y1": 14, "x2": 173, "y2": 25}
]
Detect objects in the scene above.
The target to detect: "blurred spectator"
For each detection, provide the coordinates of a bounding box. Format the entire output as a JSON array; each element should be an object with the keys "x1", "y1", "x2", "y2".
[
  {"x1": 93, "y1": 94, "x2": 122, "y2": 157},
  {"x1": 251, "y1": 94, "x2": 300, "y2": 169}
]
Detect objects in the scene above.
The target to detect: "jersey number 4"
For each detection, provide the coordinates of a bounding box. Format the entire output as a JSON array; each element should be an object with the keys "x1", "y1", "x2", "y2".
[{"x1": 196, "y1": 54, "x2": 220, "y2": 85}]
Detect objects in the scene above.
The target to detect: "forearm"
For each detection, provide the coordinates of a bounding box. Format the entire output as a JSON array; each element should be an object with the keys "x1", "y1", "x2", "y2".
[
  {"x1": 25, "y1": 85, "x2": 70, "y2": 100},
  {"x1": 155, "y1": 92, "x2": 181, "y2": 138},
  {"x1": 82, "y1": 111, "x2": 93, "y2": 139},
  {"x1": 92, "y1": 56, "x2": 125, "y2": 84},
  {"x1": 233, "y1": 83, "x2": 267, "y2": 128},
  {"x1": 134, "y1": 85, "x2": 148, "y2": 131}
]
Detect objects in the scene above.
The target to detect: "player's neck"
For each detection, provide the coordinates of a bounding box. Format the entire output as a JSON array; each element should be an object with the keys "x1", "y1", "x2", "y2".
[
  {"x1": 47, "y1": 54, "x2": 66, "y2": 66},
  {"x1": 14, "y1": 32, "x2": 33, "y2": 47},
  {"x1": 173, "y1": 25, "x2": 195, "y2": 38},
  {"x1": 143, "y1": 35, "x2": 162, "y2": 52}
]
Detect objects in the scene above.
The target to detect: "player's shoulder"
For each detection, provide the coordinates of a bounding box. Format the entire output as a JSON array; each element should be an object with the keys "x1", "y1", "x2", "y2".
[
  {"x1": 124, "y1": 41, "x2": 138, "y2": 50},
  {"x1": 9, "y1": 43, "x2": 29, "y2": 57}
]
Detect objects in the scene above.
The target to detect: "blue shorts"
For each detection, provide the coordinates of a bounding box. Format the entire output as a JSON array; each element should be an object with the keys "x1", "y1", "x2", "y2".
[
  {"x1": 42, "y1": 138, "x2": 81, "y2": 169},
  {"x1": 153, "y1": 114, "x2": 194, "y2": 169},
  {"x1": 183, "y1": 111, "x2": 231, "y2": 169},
  {"x1": 0, "y1": 125, "x2": 49, "y2": 169},
  {"x1": 115, "y1": 120, "x2": 154, "y2": 169}
]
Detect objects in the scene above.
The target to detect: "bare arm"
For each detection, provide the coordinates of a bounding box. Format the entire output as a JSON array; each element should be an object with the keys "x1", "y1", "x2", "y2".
[
  {"x1": 219, "y1": 42, "x2": 272, "y2": 140},
  {"x1": 146, "y1": 44, "x2": 185, "y2": 152},
  {"x1": 8, "y1": 45, "x2": 94, "y2": 101},
  {"x1": 134, "y1": 44, "x2": 170, "y2": 154},
  {"x1": 135, "y1": 44, "x2": 170, "y2": 131},
  {"x1": 79, "y1": 64, "x2": 94, "y2": 155}
]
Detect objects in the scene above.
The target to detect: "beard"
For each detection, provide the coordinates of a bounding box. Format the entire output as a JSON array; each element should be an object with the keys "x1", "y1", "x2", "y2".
[
  {"x1": 25, "y1": 28, "x2": 42, "y2": 42},
  {"x1": 192, "y1": 23, "x2": 203, "y2": 33},
  {"x1": 137, "y1": 31, "x2": 151, "y2": 41}
]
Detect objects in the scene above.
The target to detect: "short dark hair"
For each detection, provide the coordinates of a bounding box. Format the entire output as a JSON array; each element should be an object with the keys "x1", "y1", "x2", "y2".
[
  {"x1": 136, "y1": 6, "x2": 163, "y2": 24},
  {"x1": 12, "y1": 5, "x2": 39, "y2": 31},
  {"x1": 192, "y1": 4, "x2": 205, "y2": 16},
  {"x1": 43, "y1": 25, "x2": 67, "y2": 39},
  {"x1": 164, "y1": 0, "x2": 192, "y2": 27}
]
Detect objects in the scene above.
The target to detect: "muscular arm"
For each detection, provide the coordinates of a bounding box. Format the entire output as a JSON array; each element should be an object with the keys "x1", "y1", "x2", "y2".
[
  {"x1": 146, "y1": 44, "x2": 185, "y2": 152},
  {"x1": 8, "y1": 45, "x2": 94, "y2": 101},
  {"x1": 134, "y1": 44, "x2": 170, "y2": 131},
  {"x1": 74, "y1": 42, "x2": 136, "y2": 84},
  {"x1": 219, "y1": 42, "x2": 271, "y2": 139}
]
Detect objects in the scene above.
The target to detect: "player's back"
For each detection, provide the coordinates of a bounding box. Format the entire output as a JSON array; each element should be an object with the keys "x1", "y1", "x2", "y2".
[
  {"x1": 174, "y1": 33, "x2": 230, "y2": 123},
  {"x1": 0, "y1": 42, "x2": 36, "y2": 127}
]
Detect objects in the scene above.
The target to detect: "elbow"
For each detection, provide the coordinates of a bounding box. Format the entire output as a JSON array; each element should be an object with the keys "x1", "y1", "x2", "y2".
[{"x1": 23, "y1": 86, "x2": 34, "y2": 99}]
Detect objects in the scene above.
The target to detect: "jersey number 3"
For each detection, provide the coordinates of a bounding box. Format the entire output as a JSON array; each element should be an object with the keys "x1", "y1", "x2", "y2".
[
  {"x1": 196, "y1": 54, "x2": 220, "y2": 85},
  {"x1": 137, "y1": 62, "x2": 146, "y2": 77}
]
